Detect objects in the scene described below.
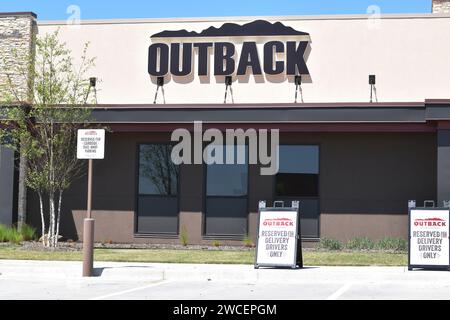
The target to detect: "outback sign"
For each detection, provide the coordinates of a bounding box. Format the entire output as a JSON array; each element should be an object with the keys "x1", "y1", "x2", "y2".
[
  {"x1": 255, "y1": 209, "x2": 300, "y2": 268},
  {"x1": 409, "y1": 208, "x2": 450, "y2": 270},
  {"x1": 263, "y1": 217, "x2": 295, "y2": 227},
  {"x1": 148, "y1": 20, "x2": 310, "y2": 78}
]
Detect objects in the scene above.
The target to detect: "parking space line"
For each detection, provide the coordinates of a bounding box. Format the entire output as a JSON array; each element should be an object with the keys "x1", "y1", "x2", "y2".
[
  {"x1": 326, "y1": 283, "x2": 353, "y2": 300},
  {"x1": 91, "y1": 280, "x2": 173, "y2": 300}
]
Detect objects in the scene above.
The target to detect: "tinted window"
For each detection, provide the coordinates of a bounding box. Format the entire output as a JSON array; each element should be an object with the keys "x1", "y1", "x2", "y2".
[
  {"x1": 206, "y1": 145, "x2": 248, "y2": 196},
  {"x1": 139, "y1": 144, "x2": 178, "y2": 196},
  {"x1": 276, "y1": 145, "x2": 319, "y2": 197}
]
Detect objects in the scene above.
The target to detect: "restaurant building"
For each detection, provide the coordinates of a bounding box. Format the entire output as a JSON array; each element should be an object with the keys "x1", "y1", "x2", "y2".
[{"x1": 1, "y1": 1, "x2": 450, "y2": 245}]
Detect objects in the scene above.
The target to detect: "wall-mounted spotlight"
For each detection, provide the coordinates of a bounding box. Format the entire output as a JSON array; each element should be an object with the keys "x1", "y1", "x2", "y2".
[
  {"x1": 85, "y1": 77, "x2": 97, "y2": 103},
  {"x1": 369, "y1": 75, "x2": 378, "y2": 103},
  {"x1": 153, "y1": 76, "x2": 166, "y2": 104},
  {"x1": 294, "y1": 75, "x2": 304, "y2": 103},
  {"x1": 89, "y1": 77, "x2": 97, "y2": 88},
  {"x1": 224, "y1": 76, "x2": 234, "y2": 104}
]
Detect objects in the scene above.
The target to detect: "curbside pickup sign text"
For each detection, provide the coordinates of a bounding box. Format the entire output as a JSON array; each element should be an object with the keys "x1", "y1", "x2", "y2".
[
  {"x1": 77, "y1": 129, "x2": 105, "y2": 160},
  {"x1": 409, "y1": 209, "x2": 449, "y2": 267}
]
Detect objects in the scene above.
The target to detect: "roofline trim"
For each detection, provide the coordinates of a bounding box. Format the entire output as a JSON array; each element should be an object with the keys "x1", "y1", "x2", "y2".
[{"x1": 78, "y1": 102, "x2": 427, "y2": 110}]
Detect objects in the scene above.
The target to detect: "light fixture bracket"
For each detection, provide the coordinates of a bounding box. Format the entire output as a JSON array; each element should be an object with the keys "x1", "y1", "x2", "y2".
[
  {"x1": 153, "y1": 77, "x2": 166, "y2": 104},
  {"x1": 294, "y1": 75, "x2": 303, "y2": 103},
  {"x1": 224, "y1": 76, "x2": 234, "y2": 104}
]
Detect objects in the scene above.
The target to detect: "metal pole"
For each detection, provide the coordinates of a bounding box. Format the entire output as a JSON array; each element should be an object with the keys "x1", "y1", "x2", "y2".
[
  {"x1": 229, "y1": 85, "x2": 234, "y2": 104},
  {"x1": 82, "y1": 218, "x2": 94, "y2": 277},
  {"x1": 153, "y1": 85, "x2": 159, "y2": 104},
  {"x1": 82, "y1": 159, "x2": 94, "y2": 277},
  {"x1": 299, "y1": 85, "x2": 304, "y2": 103},
  {"x1": 224, "y1": 85, "x2": 228, "y2": 104},
  {"x1": 87, "y1": 159, "x2": 93, "y2": 219}
]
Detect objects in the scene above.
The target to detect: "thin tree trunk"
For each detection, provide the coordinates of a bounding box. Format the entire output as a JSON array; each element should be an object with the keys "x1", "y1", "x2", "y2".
[
  {"x1": 48, "y1": 119, "x2": 55, "y2": 247},
  {"x1": 38, "y1": 192, "x2": 46, "y2": 246},
  {"x1": 55, "y1": 191, "x2": 63, "y2": 247},
  {"x1": 48, "y1": 192, "x2": 55, "y2": 247},
  {"x1": 17, "y1": 144, "x2": 27, "y2": 229},
  {"x1": 47, "y1": 193, "x2": 52, "y2": 247}
]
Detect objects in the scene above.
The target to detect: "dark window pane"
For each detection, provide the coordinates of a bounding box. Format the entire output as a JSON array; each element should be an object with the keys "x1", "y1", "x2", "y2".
[
  {"x1": 276, "y1": 145, "x2": 319, "y2": 197},
  {"x1": 139, "y1": 144, "x2": 178, "y2": 195},
  {"x1": 278, "y1": 145, "x2": 319, "y2": 174},
  {"x1": 205, "y1": 197, "x2": 248, "y2": 236},
  {"x1": 206, "y1": 145, "x2": 248, "y2": 196},
  {"x1": 137, "y1": 197, "x2": 178, "y2": 234},
  {"x1": 276, "y1": 173, "x2": 319, "y2": 197}
]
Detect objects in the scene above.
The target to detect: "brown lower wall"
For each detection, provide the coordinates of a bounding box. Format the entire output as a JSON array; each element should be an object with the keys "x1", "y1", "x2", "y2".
[
  {"x1": 73, "y1": 210, "x2": 135, "y2": 243},
  {"x1": 321, "y1": 213, "x2": 408, "y2": 242},
  {"x1": 73, "y1": 210, "x2": 250, "y2": 246},
  {"x1": 71, "y1": 210, "x2": 409, "y2": 245}
]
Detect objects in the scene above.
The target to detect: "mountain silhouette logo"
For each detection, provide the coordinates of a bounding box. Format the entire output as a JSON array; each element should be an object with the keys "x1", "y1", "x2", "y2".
[{"x1": 151, "y1": 20, "x2": 309, "y2": 38}]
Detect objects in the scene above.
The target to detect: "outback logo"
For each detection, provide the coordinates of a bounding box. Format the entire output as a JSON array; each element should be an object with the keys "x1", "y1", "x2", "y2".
[
  {"x1": 414, "y1": 218, "x2": 447, "y2": 227},
  {"x1": 263, "y1": 218, "x2": 294, "y2": 227},
  {"x1": 148, "y1": 20, "x2": 310, "y2": 80}
]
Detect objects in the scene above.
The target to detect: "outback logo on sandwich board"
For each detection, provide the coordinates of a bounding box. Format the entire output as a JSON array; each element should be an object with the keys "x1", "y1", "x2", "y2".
[
  {"x1": 414, "y1": 218, "x2": 447, "y2": 227},
  {"x1": 263, "y1": 218, "x2": 294, "y2": 227},
  {"x1": 148, "y1": 20, "x2": 311, "y2": 80}
]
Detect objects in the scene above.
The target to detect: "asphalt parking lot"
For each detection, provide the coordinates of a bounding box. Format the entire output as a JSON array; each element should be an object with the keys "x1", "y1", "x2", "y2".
[{"x1": 1, "y1": 260, "x2": 450, "y2": 300}]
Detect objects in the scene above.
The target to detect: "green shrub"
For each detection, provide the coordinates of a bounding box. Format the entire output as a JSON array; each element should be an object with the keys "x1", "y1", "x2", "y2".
[
  {"x1": 212, "y1": 240, "x2": 221, "y2": 247},
  {"x1": 5, "y1": 228, "x2": 23, "y2": 244},
  {"x1": 180, "y1": 226, "x2": 188, "y2": 246},
  {"x1": 376, "y1": 237, "x2": 407, "y2": 252},
  {"x1": 242, "y1": 234, "x2": 254, "y2": 248},
  {"x1": 20, "y1": 224, "x2": 37, "y2": 241},
  {"x1": 0, "y1": 224, "x2": 24, "y2": 243},
  {"x1": 0, "y1": 224, "x2": 8, "y2": 242},
  {"x1": 318, "y1": 237, "x2": 343, "y2": 250},
  {"x1": 346, "y1": 237, "x2": 375, "y2": 250}
]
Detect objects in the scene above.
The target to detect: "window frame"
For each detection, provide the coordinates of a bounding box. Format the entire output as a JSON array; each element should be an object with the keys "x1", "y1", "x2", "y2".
[
  {"x1": 272, "y1": 143, "x2": 321, "y2": 240},
  {"x1": 134, "y1": 142, "x2": 180, "y2": 237},
  {"x1": 203, "y1": 144, "x2": 250, "y2": 239}
]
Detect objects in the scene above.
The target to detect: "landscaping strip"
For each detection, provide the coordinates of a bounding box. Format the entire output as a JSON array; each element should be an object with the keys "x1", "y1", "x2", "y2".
[{"x1": 0, "y1": 246, "x2": 407, "y2": 266}]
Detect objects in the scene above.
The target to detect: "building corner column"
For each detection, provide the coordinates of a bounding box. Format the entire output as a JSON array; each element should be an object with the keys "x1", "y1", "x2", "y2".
[
  {"x1": 0, "y1": 12, "x2": 38, "y2": 226},
  {"x1": 0, "y1": 146, "x2": 15, "y2": 226},
  {"x1": 437, "y1": 130, "x2": 450, "y2": 205}
]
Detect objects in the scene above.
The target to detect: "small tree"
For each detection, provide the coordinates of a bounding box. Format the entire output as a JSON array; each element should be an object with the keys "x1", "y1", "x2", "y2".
[{"x1": 0, "y1": 30, "x2": 96, "y2": 247}]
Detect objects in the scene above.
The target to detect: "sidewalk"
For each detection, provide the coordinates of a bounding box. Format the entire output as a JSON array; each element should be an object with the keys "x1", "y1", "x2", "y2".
[
  {"x1": 2, "y1": 260, "x2": 450, "y2": 299},
  {"x1": 1, "y1": 259, "x2": 449, "y2": 284}
]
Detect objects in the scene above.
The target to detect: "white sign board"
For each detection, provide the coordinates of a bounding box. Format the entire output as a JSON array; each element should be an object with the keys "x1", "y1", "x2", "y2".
[
  {"x1": 255, "y1": 210, "x2": 298, "y2": 267},
  {"x1": 410, "y1": 209, "x2": 449, "y2": 267},
  {"x1": 77, "y1": 129, "x2": 105, "y2": 159}
]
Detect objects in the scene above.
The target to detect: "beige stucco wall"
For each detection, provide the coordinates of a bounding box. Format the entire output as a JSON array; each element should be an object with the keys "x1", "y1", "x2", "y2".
[
  {"x1": 37, "y1": 14, "x2": 450, "y2": 104},
  {"x1": 0, "y1": 13, "x2": 36, "y2": 102}
]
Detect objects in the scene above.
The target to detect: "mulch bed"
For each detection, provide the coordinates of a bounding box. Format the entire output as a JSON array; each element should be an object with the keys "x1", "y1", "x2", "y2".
[{"x1": 16, "y1": 241, "x2": 257, "y2": 252}]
